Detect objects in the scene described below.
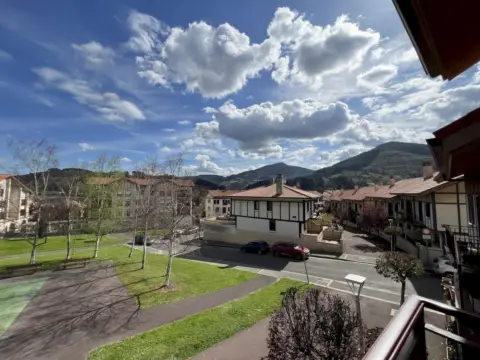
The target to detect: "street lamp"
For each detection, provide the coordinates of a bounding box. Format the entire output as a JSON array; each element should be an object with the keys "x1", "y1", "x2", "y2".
[{"x1": 345, "y1": 274, "x2": 366, "y2": 354}]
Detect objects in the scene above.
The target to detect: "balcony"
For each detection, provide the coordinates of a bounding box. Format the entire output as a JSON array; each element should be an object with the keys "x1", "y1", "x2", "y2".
[
  {"x1": 364, "y1": 295, "x2": 480, "y2": 359},
  {"x1": 444, "y1": 225, "x2": 480, "y2": 268}
]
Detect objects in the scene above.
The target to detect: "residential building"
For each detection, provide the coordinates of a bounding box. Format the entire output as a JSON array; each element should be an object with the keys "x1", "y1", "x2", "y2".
[
  {"x1": 230, "y1": 175, "x2": 317, "y2": 241},
  {"x1": 205, "y1": 190, "x2": 238, "y2": 218},
  {"x1": 0, "y1": 174, "x2": 32, "y2": 234}
]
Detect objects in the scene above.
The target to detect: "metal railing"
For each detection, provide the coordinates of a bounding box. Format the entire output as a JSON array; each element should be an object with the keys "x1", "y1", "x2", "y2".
[
  {"x1": 364, "y1": 295, "x2": 480, "y2": 360},
  {"x1": 445, "y1": 225, "x2": 480, "y2": 267}
]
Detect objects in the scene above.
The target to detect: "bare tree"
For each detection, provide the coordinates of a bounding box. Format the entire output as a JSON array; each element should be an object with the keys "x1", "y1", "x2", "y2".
[
  {"x1": 57, "y1": 168, "x2": 88, "y2": 260},
  {"x1": 155, "y1": 156, "x2": 196, "y2": 287},
  {"x1": 8, "y1": 139, "x2": 58, "y2": 265},
  {"x1": 360, "y1": 204, "x2": 387, "y2": 235},
  {"x1": 132, "y1": 157, "x2": 163, "y2": 269},
  {"x1": 84, "y1": 155, "x2": 123, "y2": 258}
]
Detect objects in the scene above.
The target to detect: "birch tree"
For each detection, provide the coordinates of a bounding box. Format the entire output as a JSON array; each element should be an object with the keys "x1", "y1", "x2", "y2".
[
  {"x1": 84, "y1": 155, "x2": 123, "y2": 258},
  {"x1": 9, "y1": 139, "x2": 58, "y2": 265},
  {"x1": 57, "y1": 168, "x2": 87, "y2": 260},
  {"x1": 133, "y1": 157, "x2": 163, "y2": 269}
]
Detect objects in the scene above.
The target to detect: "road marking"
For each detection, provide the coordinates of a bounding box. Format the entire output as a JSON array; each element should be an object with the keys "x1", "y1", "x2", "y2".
[{"x1": 327, "y1": 280, "x2": 333, "y2": 287}]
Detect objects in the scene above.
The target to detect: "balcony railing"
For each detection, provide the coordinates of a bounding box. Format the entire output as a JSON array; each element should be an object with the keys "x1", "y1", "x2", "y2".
[
  {"x1": 445, "y1": 225, "x2": 480, "y2": 267},
  {"x1": 364, "y1": 295, "x2": 480, "y2": 359}
]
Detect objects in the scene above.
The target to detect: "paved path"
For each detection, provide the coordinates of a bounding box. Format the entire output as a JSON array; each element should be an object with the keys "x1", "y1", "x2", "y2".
[
  {"x1": 341, "y1": 228, "x2": 393, "y2": 258},
  {"x1": 0, "y1": 264, "x2": 275, "y2": 360}
]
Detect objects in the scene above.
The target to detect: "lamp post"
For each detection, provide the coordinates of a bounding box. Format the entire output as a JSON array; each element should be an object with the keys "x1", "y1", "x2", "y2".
[{"x1": 345, "y1": 274, "x2": 366, "y2": 354}]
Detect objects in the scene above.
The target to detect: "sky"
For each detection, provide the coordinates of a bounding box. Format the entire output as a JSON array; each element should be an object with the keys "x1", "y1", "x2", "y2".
[{"x1": 1, "y1": 0, "x2": 479, "y2": 175}]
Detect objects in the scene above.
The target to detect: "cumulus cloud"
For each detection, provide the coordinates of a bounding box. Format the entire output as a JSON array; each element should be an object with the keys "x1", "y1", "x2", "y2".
[
  {"x1": 120, "y1": 157, "x2": 132, "y2": 163},
  {"x1": 72, "y1": 41, "x2": 115, "y2": 67},
  {"x1": 136, "y1": 21, "x2": 280, "y2": 98},
  {"x1": 267, "y1": 8, "x2": 380, "y2": 88},
  {"x1": 357, "y1": 64, "x2": 398, "y2": 88},
  {"x1": 78, "y1": 142, "x2": 95, "y2": 151},
  {"x1": 194, "y1": 154, "x2": 223, "y2": 173},
  {"x1": 33, "y1": 67, "x2": 145, "y2": 122},
  {"x1": 125, "y1": 10, "x2": 169, "y2": 53},
  {"x1": 199, "y1": 99, "x2": 355, "y2": 154}
]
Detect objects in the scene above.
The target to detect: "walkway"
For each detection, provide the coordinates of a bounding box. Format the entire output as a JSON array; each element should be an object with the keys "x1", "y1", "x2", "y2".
[
  {"x1": 342, "y1": 228, "x2": 393, "y2": 258},
  {"x1": 0, "y1": 264, "x2": 275, "y2": 360}
]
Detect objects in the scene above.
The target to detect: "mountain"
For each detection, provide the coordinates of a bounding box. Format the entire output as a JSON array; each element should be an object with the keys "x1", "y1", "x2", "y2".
[
  {"x1": 304, "y1": 141, "x2": 433, "y2": 190},
  {"x1": 197, "y1": 162, "x2": 315, "y2": 189}
]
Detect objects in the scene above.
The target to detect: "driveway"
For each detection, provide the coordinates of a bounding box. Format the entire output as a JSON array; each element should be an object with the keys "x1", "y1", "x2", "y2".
[{"x1": 342, "y1": 228, "x2": 394, "y2": 259}]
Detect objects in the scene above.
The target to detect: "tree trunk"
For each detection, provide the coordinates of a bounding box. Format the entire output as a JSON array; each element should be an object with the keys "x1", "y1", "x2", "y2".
[
  {"x1": 165, "y1": 238, "x2": 174, "y2": 286},
  {"x1": 29, "y1": 238, "x2": 37, "y2": 265},
  {"x1": 93, "y1": 234, "x2": 101, "y2": 258},
  {"x1": 66, "y1": 211, "x2": 72, "y2": 260},
  {"x1": 400, "y1": 280, "x2": 406, "y2": 305},
  {"x1": 129, "y1": 212, "x2": 138, "y2": 258}
]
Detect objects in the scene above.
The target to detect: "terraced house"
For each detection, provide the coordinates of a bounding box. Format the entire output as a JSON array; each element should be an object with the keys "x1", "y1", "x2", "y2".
[{"x1": 204, "y1": 190, "x2": 238, "y2": 218}]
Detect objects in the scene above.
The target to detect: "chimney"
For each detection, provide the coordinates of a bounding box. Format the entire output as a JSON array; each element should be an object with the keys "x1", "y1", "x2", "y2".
[
  {"x1": 296, "y1": 181, "x2": 301, "y2": 189},
  {"x1": 354, "y1": 184, "x2": 359, "y2": 193},
  {"x1": 275, "y1": 174, "x2": 284, "y2": 195},
  {"x1": 422, "y1": 161, "x2": 434, "y2": 180},
  {"x1": 389, "y1": 176, "x2": 396, "y2": 187}
]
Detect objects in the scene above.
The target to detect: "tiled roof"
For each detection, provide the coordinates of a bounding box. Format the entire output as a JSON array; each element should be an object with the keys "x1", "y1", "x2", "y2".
[
  {"x1": 389, "y1": 173, "x2": 450, "y2": 195},
  {"x1": 232, "y1": 184, "x2": 318, "y2": 199},
  {"x1": 0, "y1": 174, "x2": 11, "y2": 181},
  {"x1": 208, "y1": 190, "x2": 239, "y2": 197}
]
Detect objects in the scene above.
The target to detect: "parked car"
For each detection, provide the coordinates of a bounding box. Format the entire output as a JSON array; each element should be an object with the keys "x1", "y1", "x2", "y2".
[
  {"x1": 272, "y1": 242, "x2": 310, "y2": 260},
  {"x1": 433, "y1": 255, "x2": 456, "y2": 277},
  {"x1": 134, "y1": 234, "x2": 153, "y2": 246},
  {"x1": 240, "y1": 241, "x2": 270, "y2": 255}
]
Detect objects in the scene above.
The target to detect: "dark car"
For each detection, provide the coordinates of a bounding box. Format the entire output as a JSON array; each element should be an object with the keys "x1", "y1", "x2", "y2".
[
  {"x1": 240, "y1": 241, "x2": 270, "y2": 255},
  {"x1": 134, "y1": 234, "x2": 153, "y2": 246},
  {"x1": 271, "y1": 242, "x2": 310, "y2": 260}
]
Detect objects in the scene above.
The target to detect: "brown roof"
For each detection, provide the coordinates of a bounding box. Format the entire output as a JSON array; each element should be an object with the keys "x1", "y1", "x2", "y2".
[
  {"x1": 389, "y1": 173, "x2": 450, "y2": 195},
  {"x1": 0, "y1": 174, "x2": 11, "y2": 181},
  {"x1": 208, "y1": 190, "x2": 239, "y2": 197},
  {"x1": 232, "y1": 184, "x2": 317, "y2": 199},
  {"x1": 126, "y1": 177, "x2": 194, "y2": 187}
]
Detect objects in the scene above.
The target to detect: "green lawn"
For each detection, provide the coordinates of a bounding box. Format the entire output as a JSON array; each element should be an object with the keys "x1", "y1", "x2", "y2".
[
  {"x1": 0, "y1": 234, "x2": 125, "y2": 256},
  {"x1": 0, "y1": 278, "x2": 47, "y2": 335},
  {"x1": 89, "y1": 279, "x2": 302, "y2": 360},
  {"x1": 0, "y1": 246, "x2": 256, "y2": 309}
]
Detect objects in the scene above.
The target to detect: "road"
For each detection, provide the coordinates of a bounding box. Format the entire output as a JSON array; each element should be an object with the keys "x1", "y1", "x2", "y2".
[{"x1": 172, "y1": 244, "x2": 444, "y2": 305}]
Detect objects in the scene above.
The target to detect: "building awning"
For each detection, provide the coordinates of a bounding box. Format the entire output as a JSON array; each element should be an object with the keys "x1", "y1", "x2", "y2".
[{"x1": 393, "y1": 0, "x2": 480, "y2": 80}]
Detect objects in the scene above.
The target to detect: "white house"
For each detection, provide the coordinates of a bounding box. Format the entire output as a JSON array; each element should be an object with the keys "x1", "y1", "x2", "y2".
[
  {"x1": 205, "y1": 190, "x2": 238, "y2": 218},
  {"x1": 0, "y1": 174, "x2": 32, "y2": 234},
  {"x1": 231, "y1": 175, "x2": 317, "y2": 240}
]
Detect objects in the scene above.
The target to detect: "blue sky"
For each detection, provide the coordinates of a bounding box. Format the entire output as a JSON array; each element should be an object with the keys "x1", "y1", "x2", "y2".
[{"x1": 1, "y1": 0, "x2": 479, "y2": 175}]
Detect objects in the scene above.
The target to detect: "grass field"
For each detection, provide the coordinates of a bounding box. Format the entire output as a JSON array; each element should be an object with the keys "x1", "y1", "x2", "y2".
[
  {"x1": 0, "y1": 246, "x2": 256, "y2": 309},
  {"x1": 89, "y1": 278, "x2": 302, "y2": 360},
  {"x1": 0, "y1": 234, "x2": 125, "y2": 257},
  {"x1": 0, "y1": 278, "x2": 47, "y2": 336}
]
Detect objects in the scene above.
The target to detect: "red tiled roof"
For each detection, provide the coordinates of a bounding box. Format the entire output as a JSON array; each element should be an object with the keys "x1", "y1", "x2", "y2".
[
  {"x1": 389, "y1": 173, "x2": 450, "y2": 195},
  {"x1": 232, "y1": 184, "x2": 317, "y2": 199},
  {"x1": 208, "y1": 190, "x2": 239, "y2": 197},
  {"x1": 0, "y1": 174, "x2": 11, "y2": 181}
]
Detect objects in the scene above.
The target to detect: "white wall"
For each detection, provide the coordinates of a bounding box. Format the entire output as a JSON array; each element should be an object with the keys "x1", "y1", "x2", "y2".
[
  {"x1": 232, "y1": 199, "x2": 309, "y2": 222},
  {"x1": 435, "y1": 183, "x2": 468, "y2": 230},
  {"x1": 236, "y1": 216, "x2": 300, "y2": 238}
]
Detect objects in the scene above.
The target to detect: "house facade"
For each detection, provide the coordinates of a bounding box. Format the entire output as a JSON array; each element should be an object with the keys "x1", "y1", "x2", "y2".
[
  {"x1": 231, "y1": 175, "x2": 317, "y2": 240},
  {"x1": 205, "y1": 190, "x2": 238, "y2": 218},
  {"x1": 0, "y1": 174, "x2": 32, "y2": 235}
]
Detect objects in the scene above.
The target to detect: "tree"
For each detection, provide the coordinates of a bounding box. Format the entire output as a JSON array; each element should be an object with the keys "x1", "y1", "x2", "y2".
[
  {"x1": 375, "y1": 251, "x2": 424, "y2": 304},
  {"x1": 266, "y1": 287, "x2": 364, "y2": 360},
  {"x1": 132, "y1": 157, "x2": 163, "y2": 269},
  {"x1": 9, "y1": 139, "x2": 58, "y2": 265},
  {"x1": 361, "y1": 203, "x2": 387, "y2": 235},
  {"x1": 84, "y1": 155, "x2": 123, "y2": 258},
  {"x1": 57, "y1": 168, "x2": 87, "y2": 260}
]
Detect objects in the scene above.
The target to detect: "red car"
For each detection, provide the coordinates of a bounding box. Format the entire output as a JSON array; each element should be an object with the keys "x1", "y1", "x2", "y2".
[{"x1": 271, "y1": 242, "x2": 310, "y2": 260}]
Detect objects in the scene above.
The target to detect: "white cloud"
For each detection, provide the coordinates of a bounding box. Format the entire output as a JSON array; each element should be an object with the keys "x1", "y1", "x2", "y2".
[
  {"x1": 194, "y1": 154, "x2": 223, "y2": 173},
  {"x1": 120, "y1": 157, "x2": 132, "y2": 163},
  {"x1": 163, "y1": 128, "x2": 175, "y2": 132},
  {"x1": 136, "y1": 20, "x2": 280, "y2": 98},
  {"x1": 33, "y1": 67, "x2": 145, "y2": 121},
  {"x1": 72, "y1": 41, "x2": 115, "y2": 67},
  {"x1": 200, "y1": 99, "x2": 355, "y2": 154},
  {"x1": 0, "y1": 49, "x2": 13, "y2": 61},
  {"x1": 203, "y1": 107, "x2": 217, "y2": 114},
  {"x1": 160, "y1": 146, "x2": 172, "y2": 152},
  {"x1": 285, "y1": 146, "x2": 317, "y2": 165},
  {"x1": 178, "y1": 119, "x2": 191, "y2": 125},
  {"x1": 357, "y1": 64, "x2": 398, "y2": 88},
  {"x1": 78, "y1": 142, "x2": 95, "y2": 151},
  {"x1": 125, "y1": 10, "x2": 169, "y2": 53},
  {"x1": 267, "y1": 8, "x2": 380, "y2": 88},
  {"x1": 228, "y1": 149, "x2": 236, "y2": 158}
]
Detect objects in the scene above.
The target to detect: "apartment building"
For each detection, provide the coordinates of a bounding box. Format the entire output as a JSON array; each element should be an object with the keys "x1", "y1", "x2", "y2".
[
  {"x1": 230, "y1": 175, "x2": 317, "y2": 241},
  {"x1": 0, "y1": 174, "x2": 32, "y2": 234},
  {"x1": 205, "y1": 190, "x2": 238, "y2": 218}
]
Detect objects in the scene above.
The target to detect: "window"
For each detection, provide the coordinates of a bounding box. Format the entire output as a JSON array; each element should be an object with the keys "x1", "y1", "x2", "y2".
[
  {"x1": 0, "y1": 188, "x2": 3, "y2": 197},
  {"x1": 20, "y1": 209, "x2": 26, "y2": 216},
  {"x1": 21, "y1": 199, "x2": 27, "y2": 206},
  {"x1": 394, "y1": 203, "x2": 399, "y2": 213},
  {"x1": 426, "y1": 202, "x2": 431, "y2": 217},
  {"x1": 125, "y1": 200, "x2": 131, "y2": 207},
  {"x1": 388, "y1": 203, "x2": 393, "y2": 217},
  {"x1": 307, "y1": 202, "x2": 310, "y2": 211},
  {"x1": 222, "y1": 207, "x2": 227, "y2": 214},
  {"x1": 126, "y1": 209, "x2": 131, "y2": 217},
  {"x1": 253, "y1": 201, "x2": 259, "y2": 210},
  {"x1": 214, "y1": 199, "x2": 220, "y2": 205},
  {"x1": 215, "y1": 207, "x2": 220, "y2": 214},
  {"x1": 267, "y1": 201, "x2": 272, "y2": 211},
  {"x1": 418, "y1": 201, "x2": 423, "y2": 220},
  {"x1": 223, "y1": 200, "x2": 229, "y2": 205},
  {"x1": 269, "y1": 219, "x2": 276, "y2": 232}
]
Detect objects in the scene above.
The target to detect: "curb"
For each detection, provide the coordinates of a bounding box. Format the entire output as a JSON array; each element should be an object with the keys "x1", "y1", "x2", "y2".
[{"x1": 309, "y1": 253, "x2": 376, "y2": 265}]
